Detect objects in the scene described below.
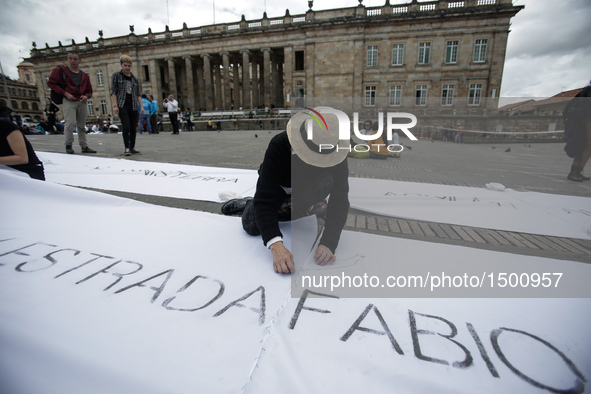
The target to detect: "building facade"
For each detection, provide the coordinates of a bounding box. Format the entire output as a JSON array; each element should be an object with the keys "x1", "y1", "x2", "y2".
[
  {"x1": 26, "y1": 0, "x2": 522, "y2": 122},
  {"x1": 0, "y1": 69, "x2": 43, "y2": 120}
]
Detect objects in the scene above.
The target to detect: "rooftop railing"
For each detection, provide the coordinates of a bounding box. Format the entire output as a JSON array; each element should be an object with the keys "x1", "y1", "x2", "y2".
[{"x1": 31, "y1": 0, "x2": 510, "y2": 57}]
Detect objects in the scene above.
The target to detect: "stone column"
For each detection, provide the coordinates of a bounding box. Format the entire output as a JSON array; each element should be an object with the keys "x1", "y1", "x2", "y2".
[
  {"x1": 275, "y1": 61, "x2": 283, "y2": 107},
  {"x1": 183, "y1": 55, "x2": 195, "y2": 111},
  {"x1": 262, "y1": 47, "x2": 272, "y2": 108},
  {"x1": 201, "y1": 53, "x2": 214, "y2": 110},
  {"x1": 221, "y1": 51, "x2": 232, "y2": 110},
  {"x1": 283, "y1": 46, "x2": 293, "y2": 108},
  {"x1": 214, "y1": 61, "x2": 222, "y2": 109},
  {"x1": 148, "y1": 59, "x2": 161, "y2": 103},
  {"x1": 166, "y1": 57, "x2": 177, "y2": 98},
  {"x1": 251, "y1": 58, "x2": 259, "y2": 108},
  {"x1": 233, "y1": 62, "x2": 241, "y2": 109},
  {"x1": 195, "y1": 57, "x2": 203, "y2": 111},
  {"x1": 240, "y1": 49, "x2": 251, "y2": 108}
]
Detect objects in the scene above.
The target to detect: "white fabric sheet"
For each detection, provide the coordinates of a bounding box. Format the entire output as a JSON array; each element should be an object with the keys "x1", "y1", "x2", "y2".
[
  {"x1": 349, "y1": 177, "x2": 591, "y2": 240},
  {"x1": 37, "y1": 152, "x2": 591, "y2": 239},
  {"x1": 1, "y1": 171, "x2": 589, "y2": 393},
  {"x1": 38, "y1": 151, "x2": 258, "y2": 202}
]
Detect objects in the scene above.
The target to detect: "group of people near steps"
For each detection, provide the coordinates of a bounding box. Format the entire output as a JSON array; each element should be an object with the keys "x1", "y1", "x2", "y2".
[{"x1": 46, "y1": 52, "x2": 182, "y2": 157}]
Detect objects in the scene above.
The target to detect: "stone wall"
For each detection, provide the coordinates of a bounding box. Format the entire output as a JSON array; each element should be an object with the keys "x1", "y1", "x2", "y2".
[{"x1": 26, "y1": 0, "x2": 523, "y2": 124}]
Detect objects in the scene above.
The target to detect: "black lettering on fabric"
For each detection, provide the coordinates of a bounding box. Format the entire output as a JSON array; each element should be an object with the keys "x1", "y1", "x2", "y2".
[
  {"x1": 466, "y1": 322, "x2": 499, "y2": 378},
  {"x1": 288, "y1": 289, "x2": 339, "y2": 330},
  {"x1": 340, "y1": 304, "x2": 403, "y2": 355},
  {"x1": 16, "y1": 248, "x2": 81, "y2": 272},
  {"x1": 563, "y1": 208, "x2": 591, "y2": 217},
  {"x1": 409, "y1": 310, "x2": 473, "y2": 369},
  {"x1": 75, "y1": 260, "x2": 144, "y2": 291},
  {"x1": 213, "y1": 286, "x2": 266, "y2": 325},
  {"x1": 161, "y1": 275, "x2": 225, "y2": 312},
  {"x1": 54, "y1": 253, "x2": 115, "y2": 279},
  {"x1": 0, "y1": 242, "x2": 57, "y2": 267},
  {"x1": 490, "y1": 202, "x2": 517, "y2": 209},
  {"x1": 114, "y1": 269, "x2": 175, "y2": 303},
  {"x1": 491, "y1": 327, "x2": 586, "y2": 394}
]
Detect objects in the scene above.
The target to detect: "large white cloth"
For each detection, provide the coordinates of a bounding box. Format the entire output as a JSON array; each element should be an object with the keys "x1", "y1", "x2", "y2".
[
  {"x1": 1, "y1": 170, "x2": 589, "y2": 393},
  {"x1": 36, "y1": 152, "x2": 591, "y2": 239},
  {"x1": 348, "y1": 177, "x2": 591, "y2": 240},
  {"x1": 38, "y1": 151, "x2": 258, "y2": 203}
]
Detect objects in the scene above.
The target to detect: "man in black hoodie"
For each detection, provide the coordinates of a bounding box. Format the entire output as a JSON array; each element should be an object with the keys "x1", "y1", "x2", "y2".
[{"x1": 222, "y1": 110, "x2": 350, "y2": 274}]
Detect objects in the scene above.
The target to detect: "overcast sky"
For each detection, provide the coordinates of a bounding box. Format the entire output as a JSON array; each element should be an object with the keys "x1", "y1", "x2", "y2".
[{"x1": 0, "y1": 0, "x2": 589, "y2": 98}]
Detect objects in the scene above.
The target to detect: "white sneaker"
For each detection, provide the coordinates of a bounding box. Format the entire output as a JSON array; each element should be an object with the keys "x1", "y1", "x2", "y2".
[{"x1": 125, "y1": 148, "x2": 131, "y2": 156}]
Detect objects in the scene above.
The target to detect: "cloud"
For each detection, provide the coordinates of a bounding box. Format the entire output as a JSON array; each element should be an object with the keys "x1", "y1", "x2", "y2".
[
  {"x1": 500, "y1": 0, "x2": 591, "y2": 96},
  {"x1": 507, "y1": 0, "x2": 591, "y2": 59},
  {"x1": 0, "y1": 0, "x2": 587, "y2": 98}
]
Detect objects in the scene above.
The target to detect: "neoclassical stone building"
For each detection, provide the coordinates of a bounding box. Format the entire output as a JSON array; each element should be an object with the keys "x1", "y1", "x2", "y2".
[
  {"x1": 26, "y1": 0, "x2": 522, "y2": 120},
  {"x1": 1, "y1": 62, "x2": 43, "y2": 120}
]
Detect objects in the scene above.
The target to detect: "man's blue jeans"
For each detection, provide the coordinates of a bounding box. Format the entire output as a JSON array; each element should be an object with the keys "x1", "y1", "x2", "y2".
[{"x1": 139, "y1": 113, "x2": 152, "y2": 134}]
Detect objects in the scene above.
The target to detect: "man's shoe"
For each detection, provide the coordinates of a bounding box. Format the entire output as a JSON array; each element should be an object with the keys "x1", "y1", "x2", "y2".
[
  {"x1": 130, "y1": 148, "x2": 141, "y2": 155},
  {"x1": 81, "y1": 147, "x2": 97, "y2": 153},
  {"x1": 221, "y1": 197, "x2": 252, "y2": 216},
  {"x1": 66, "y1": 145, "x2": 74, "y2": 154},
  {"x1": 124, "y1": 148, "x2": 131, "y2": 156},
  {"x1": 567, "y1": 172, "x2": 584, "y2": 182}
]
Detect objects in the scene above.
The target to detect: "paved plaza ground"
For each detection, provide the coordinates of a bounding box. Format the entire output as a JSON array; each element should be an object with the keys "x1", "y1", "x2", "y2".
[{"x1": 27, "y1": 129, "x2": 591, "y2": 263}]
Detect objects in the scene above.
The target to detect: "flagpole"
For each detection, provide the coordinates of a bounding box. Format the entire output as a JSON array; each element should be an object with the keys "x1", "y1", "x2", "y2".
[{"x1": 166, "y1": 0, "x2": 170, "y2": 26}]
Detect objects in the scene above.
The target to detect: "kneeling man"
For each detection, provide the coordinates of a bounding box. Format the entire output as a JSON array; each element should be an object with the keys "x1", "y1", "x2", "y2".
[{"x1": 222, "y1": 109, "x2": 350, "y2": 274}]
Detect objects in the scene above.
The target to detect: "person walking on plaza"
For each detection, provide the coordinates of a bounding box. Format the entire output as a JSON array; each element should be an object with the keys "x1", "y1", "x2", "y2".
[
  {"x1": 111, "y1": 55, "x2": 143, "y2": 156},
  {"x1": 184, "y1": 108, "x2": 193, "y2": 131},
  {"x1": 138, "y1": 94, "x2": 152, "y2": 134},
  {"x1": 149, "y1": 95, "x2": 158, "y2": 134},
  {"x1": 44, "y1": 97, "x2": 60, "y2": 134},
  {"x1": 47, "y1": 52, "x2": 96, "y2": 154},
  {"x1": 455, "y1": 124, "x2": 464, "y2": 143},
  {"x1": 564, "y1": 83, "x2": 591, "y2": 182},
  {"x1": 163, "y1": 95, "x2": 180, "y2": 134}
]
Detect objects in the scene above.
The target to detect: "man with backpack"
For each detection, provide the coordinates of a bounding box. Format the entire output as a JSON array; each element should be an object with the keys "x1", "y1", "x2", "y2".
[{"x1": 47, "y1": 52, "x2": 96, "y2": 154}]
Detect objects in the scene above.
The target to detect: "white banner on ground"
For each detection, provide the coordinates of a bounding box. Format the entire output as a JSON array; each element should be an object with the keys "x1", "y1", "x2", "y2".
[
  {"x1": 38, "y1": 151, "x2": 258, "y2": 202},
  {"x1": 1, "y1": 171, "x2": 589, "y2": 393},
  {"x1": 349, "y1": 177, "x2": 591, "y2": 240},
  {"x1": 36, "y1": 152, "x2": 591, "y2": 239}
]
